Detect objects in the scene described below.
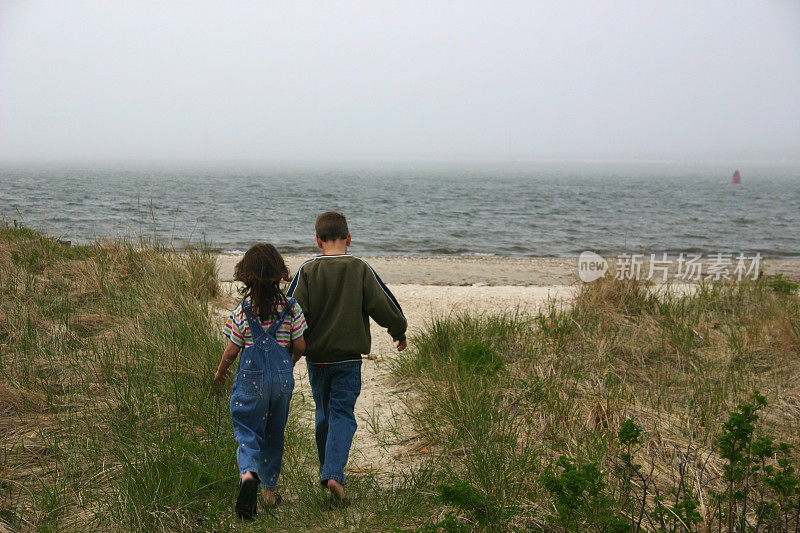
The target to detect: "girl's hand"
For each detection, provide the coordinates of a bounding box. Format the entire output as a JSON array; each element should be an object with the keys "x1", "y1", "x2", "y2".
[{"x1": 215, "y1": 341, "x2": 240, "y2": 384}]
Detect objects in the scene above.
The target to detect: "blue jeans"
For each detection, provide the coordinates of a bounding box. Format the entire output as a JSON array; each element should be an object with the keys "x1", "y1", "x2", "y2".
[{"x1": 306, "y1": 361, "x2": 362, "y2": 486}]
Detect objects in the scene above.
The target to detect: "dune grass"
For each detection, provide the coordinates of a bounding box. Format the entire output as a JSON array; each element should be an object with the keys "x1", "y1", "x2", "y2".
[
  {"x1": 393, "y1": 276, "x2": 800, "y2": 531},
  {"x1": 2, "y1": 224, "x2": 798, "y2": 531},
  {"x1": 0, "y1": 225, "x2": 438, "y2": 532},
  {"x1": 0, "y1": 225, "x2": 231, "y2": 531}
]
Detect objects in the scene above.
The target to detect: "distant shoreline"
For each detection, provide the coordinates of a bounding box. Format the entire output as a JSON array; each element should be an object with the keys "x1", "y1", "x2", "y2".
[
  {"x1": 42, "y1": 234, "x2": 800, "y2": 262},
  {"x1": 215, "y1": 249, "x2": 800, "y2": 260},
  {"x1": 218, "y1": 253, "x2": 800, "y2": 287}
]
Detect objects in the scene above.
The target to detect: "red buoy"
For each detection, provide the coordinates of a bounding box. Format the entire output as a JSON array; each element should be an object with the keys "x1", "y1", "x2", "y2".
[{"x1": 732, "y1": 170, "x2": 741, "y2": 184}]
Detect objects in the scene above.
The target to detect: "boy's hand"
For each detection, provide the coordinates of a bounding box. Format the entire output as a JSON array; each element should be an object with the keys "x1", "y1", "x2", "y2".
[
  {"x1": 396, "y1": 340, "x2": 407, "y2": 352},
  {"x1": 292, "y1": 353, "x2": 302, "y2": 366}
]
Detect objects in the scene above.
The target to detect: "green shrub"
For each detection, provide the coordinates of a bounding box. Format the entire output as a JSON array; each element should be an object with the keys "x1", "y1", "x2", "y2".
[
  {"x1": 542, "y1": 456, "x2": 628, "y2": 532},
  {"x1": 713, "y1": 392, "x2": 800, "y2": 532}
]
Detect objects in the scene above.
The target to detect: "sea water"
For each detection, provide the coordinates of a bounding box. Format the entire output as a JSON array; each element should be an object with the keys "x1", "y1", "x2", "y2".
[{"x1": 1, "y1": 162, "x2": 798, "y2": 257}]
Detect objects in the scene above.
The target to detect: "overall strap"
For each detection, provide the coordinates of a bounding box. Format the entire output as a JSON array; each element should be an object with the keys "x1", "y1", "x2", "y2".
[
  {"x1": 241, "y1": 299, "x2": 267, "y2": 342},
  {"x1": 266, "y1": 297, "x2": 295, "y2": 338}
]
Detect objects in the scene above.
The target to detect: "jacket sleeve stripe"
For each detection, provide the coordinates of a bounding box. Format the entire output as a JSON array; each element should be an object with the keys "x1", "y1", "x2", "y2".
[
  {"x1": 287, "y1": 259, "x2": 313, "y2": 297},
  {"x1": 359, "y1": 258, "x2": 405, "y2": 318}
]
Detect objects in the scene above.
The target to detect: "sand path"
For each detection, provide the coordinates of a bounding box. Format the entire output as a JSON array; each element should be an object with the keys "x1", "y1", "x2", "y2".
[{"x1": 216, "y1": 282, "x2": 574, "y2": 473}]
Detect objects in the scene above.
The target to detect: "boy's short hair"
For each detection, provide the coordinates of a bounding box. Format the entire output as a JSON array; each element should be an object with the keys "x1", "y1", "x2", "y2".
[{"x1": 315, "y1": 212, "x2": 349, "y2": 242}]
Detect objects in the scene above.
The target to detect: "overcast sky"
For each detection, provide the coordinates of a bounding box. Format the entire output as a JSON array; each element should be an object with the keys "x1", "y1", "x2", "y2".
[{"x1": 1, "y1": 1, "x2": 799, "y2": 163}]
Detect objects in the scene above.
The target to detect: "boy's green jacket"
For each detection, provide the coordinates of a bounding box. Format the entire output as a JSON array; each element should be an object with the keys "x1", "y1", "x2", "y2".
[{"x1": 287, "y1": 254, "x2": 407, "y2": 363}]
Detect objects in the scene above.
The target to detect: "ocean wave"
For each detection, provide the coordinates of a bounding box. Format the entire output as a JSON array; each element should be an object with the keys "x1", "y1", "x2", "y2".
[{"x1": 4, "y1": 165, "x2": 800, "y2": 259}]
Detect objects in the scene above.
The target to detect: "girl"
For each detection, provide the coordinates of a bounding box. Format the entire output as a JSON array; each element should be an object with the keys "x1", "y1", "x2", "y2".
[{"x1": 214, "y1": 243, "x2": 307, "y2": 519}]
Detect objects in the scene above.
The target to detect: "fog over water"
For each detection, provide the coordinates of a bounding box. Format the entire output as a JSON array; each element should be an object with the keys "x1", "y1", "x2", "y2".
[{"x1": 1, "y1": 1, "x2": 799, "y2": 164}]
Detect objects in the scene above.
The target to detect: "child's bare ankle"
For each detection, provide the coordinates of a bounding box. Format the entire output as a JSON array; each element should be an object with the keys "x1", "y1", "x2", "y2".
[
  {"x1": 326, "y1": 479, "x2": 344, "y2": 499},
  {"x1": 261, "y1": 489, "x2": 275, "y2": 504}
]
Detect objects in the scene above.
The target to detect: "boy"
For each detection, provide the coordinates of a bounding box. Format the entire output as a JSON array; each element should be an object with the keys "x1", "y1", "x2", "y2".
[{"x1": 287, "y1": 211, "x2": 407, "y2": 503}]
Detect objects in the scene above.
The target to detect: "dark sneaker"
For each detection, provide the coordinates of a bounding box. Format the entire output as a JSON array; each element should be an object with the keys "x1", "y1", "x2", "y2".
[{"x1": 235, "y1": 476, "x2": 260, "y2": 519}]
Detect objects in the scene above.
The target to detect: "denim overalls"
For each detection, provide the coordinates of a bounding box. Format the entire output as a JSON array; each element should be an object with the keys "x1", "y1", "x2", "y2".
[{"x1": 230, "y1": 298, "x2": 296, "y2": 491}]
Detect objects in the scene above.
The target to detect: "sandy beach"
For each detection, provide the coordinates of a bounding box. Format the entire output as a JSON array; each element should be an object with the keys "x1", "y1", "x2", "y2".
[
  {"x1": 219, "y1": 254, "x2": 800, "y2": 287},
  {"x1": 216, "y1": 253, "x2": 800, "y2": 472}
]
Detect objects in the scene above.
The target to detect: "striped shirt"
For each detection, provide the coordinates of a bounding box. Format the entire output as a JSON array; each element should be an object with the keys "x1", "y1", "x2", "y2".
[{"x1": 223, "y1": 299, "x2": 307, "y2": 349}]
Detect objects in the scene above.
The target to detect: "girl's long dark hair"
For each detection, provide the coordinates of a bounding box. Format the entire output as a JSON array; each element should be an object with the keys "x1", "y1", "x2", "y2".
[{"x1": 234, "y1": 243, "x2": 292, "y2": 321}]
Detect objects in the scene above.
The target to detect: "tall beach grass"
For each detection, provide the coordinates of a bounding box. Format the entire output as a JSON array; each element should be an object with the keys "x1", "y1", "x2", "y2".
[
  {"x1": 1, "y1": 223, "x2": 798, "y2": 531},
  {"x1": 393, "y1": 276, "x2": 800, "y2": 531},
  {"x1": 0, "y1": 225, "x2": 436, "y2": 531}
]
